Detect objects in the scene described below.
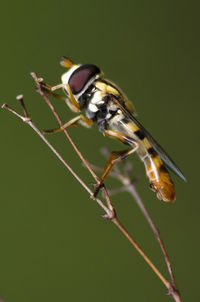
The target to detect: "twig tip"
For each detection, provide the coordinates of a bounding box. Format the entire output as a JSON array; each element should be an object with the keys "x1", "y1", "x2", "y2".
[
  {"x1": 16, "y1": 94, "x2": 23, "y2": 101},
  {"x1": 1, "y1": 103, "x2": 7, "y2": 109},
  {"x1": 30, "y1": 72, "x2": 38, "y2": 81}
]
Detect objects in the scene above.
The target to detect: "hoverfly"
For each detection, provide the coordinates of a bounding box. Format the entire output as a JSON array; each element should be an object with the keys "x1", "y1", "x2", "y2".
[{"x1": 41, "y1": 57, "x2": 186, "y2": 202}]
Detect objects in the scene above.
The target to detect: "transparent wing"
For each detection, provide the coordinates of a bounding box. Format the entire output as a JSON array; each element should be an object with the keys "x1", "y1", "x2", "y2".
[{"x1": 113, "y1": 95, "x2": 186, "y2": 182}]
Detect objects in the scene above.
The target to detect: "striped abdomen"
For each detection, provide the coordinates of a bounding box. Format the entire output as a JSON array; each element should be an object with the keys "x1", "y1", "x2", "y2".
[
  {"x1": 121, "y1": 121, "x2": 175, "y2": 202},
  {"x1": 136, "y1": 135, "x2": 175, "y2": 202}
]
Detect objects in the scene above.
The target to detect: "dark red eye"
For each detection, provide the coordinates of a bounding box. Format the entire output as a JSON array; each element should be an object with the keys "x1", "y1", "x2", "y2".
[{"x1": 69, "y1": 64, "x2": 100, "y2": 95}]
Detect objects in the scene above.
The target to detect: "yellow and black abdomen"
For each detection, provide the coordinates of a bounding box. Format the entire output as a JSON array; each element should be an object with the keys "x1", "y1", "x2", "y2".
[
  {"x1": 116, "y1": 119, "x2": 176, "y2": 202},
  {"x1": 137, "y1": 139, "x2": 175, "y2": 202}
]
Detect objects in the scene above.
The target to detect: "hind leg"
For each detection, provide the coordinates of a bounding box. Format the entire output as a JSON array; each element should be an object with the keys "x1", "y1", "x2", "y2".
[{"x1": 93, "y1": 129, "x2": 139, "y2": 197}]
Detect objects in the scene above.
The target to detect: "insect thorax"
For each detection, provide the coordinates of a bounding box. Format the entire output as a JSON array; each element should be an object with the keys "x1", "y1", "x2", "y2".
[{"x1": 78, "y1": 81, "x2": 124, "y2": 132}]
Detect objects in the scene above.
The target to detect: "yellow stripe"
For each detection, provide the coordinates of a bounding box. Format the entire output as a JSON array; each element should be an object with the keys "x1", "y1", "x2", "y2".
[
  {"x1": 125, "y1": 121, "x2": 139, "y2": 132},
  {"x1": 153, "y1": 155, "x2": 163, "y2": 168},
  {"x1": 142, "y1": 137, "x2": 152, "y2": 149}
]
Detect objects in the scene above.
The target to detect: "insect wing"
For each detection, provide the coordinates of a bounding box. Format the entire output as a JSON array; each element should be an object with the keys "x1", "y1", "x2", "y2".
[{"x1": 112, "y1": 95, "x2": 186, "y2": 182}]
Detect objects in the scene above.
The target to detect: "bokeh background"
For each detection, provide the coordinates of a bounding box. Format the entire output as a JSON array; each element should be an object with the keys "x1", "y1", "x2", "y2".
[{"x1": 1, "y1": 0, "x2": 199, "y2": 301}]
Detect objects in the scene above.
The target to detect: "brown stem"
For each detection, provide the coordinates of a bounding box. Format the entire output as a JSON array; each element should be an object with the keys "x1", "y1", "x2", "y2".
[
  {"x1": 2, "y1": 101, "x2": 110, "y2": 217},
  {"x1": 127, "y1": 184, "x2": 177, "y2": 289},
  {"x1": 2, "y1": 78, "x2": 181, "y2": 301},
  {"x1": 31, "y1": 75, "x2": 181, "y2": 300},
  {"x1": 112, "y1": 218, "x2": 181, "y2": 302},
  {"x1": 93, "y1": 154, "x2": 178, "y2": 289},
  {"x1": 112, "y1": 217, "x2": 171, "y2": 289},
  {"x1": 88, "y1": 157, "x2": 181, "y2": 300}
]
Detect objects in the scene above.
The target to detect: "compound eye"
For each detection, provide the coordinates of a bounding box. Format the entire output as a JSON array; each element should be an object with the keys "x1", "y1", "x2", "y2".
[{"x1": 69, "y1": 64, "x2": 100, "y2": 95}]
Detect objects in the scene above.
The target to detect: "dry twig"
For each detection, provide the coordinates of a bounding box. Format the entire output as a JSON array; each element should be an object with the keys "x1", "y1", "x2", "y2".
[
  {"x1": 2, "y1": 72, "x2": 181, "y2": 302},
  {"x1": 89, "y1": 155, "x2": 177, "y2": 290}
]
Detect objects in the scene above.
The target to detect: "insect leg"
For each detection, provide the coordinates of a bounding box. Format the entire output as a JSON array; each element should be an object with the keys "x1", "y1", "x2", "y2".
[
  {"x1": 40, "y1": 85, "x2": 66, "y2": 101},
  {"x1": 39, "y1": 79, "x2": 81, "y2": 112},
  {"x1": 41, "y1": 81, "x2": 81, "y2": 111},
  {"x1": 38, "y1": 79, "x2": 66, "y2": 92},
  {"x1": 93, "y1": 129, "x2": 139, "y2": 197},
  {"x1": 43, "y1": 114, "x2": 93, "y2": 134}
]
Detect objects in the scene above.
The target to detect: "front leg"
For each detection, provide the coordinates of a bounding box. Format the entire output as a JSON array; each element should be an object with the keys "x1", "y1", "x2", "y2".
[
  {"x1": 43, "y1": 114, "x2": 93, "y2": 134},
  {"x1": 39, "y1": 84, "x2": 66, "y2": 101},
  {"x1": 38, "y1": 78, "x2": 66, "y2": 92},
  {"x1": 38, "y1": 79, "x2": 81, "y2": 113}
]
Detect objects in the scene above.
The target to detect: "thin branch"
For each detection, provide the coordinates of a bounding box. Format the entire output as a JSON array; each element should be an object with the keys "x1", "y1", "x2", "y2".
[
  {"x1": 112, "y1": 217, "x2": 170, "y2": 290},
  {"x1": 2, "y1": 76, "x2": 182, "y2": 301},
  {"x1": 119, "y1": 162, "x2": 177, "y2": 289},
  {"x1": 89, "y1": 152, "x2": 179, "y2": 297},
  {"x1": 31, "y1": 74, "x2": 181, "y2": 301},
  {"x1": 1, "y1": 101, "x2": 110, "y2": 217},
  {"x1": 2, "y1": 99, "x2": 170, "y2": 288},
  {"x1": 127, "y1": 185, "x2": 177, "y2": 288}
]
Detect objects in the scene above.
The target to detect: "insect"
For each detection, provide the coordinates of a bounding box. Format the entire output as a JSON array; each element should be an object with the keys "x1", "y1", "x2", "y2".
[{"x1": 41, "y1": 57, "x2": 186, "y2": 202}]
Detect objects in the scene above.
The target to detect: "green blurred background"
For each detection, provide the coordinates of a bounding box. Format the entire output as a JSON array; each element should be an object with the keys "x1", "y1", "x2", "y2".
[{"x1": 1, "y1": 0, "x2": 199, "y2": 301}]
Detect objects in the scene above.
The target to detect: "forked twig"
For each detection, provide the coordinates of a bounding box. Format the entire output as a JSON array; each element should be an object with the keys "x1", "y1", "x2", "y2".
[
  {"x1": 1, "y1": 101, "x2": 109, "y2": 216},
  {"x1": 2, "y1": 73, "x2": 181, "y2": 302},
  {"x1": 89, "y1": 155, "x2": 177, "y2": 290}
]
